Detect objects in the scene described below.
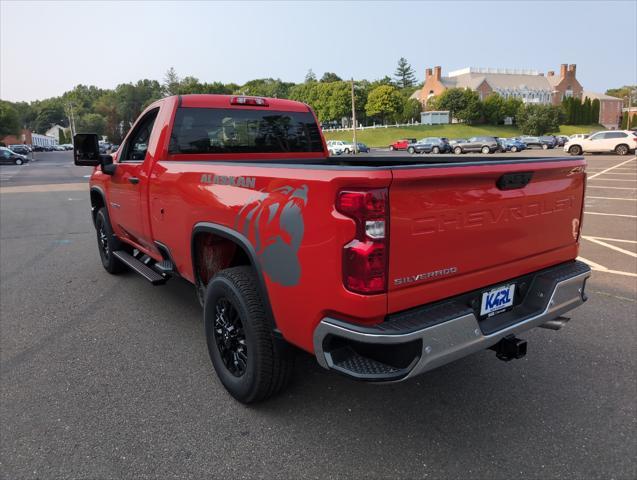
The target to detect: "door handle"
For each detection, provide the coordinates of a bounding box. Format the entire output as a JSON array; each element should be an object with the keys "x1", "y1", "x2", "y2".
[{"x1": 128, "y1": 177, "x2": 140, "y2": 185}]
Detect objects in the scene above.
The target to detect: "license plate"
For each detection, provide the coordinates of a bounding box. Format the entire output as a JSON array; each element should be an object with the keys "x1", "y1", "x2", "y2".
[{"x1": 480, "y1": 284, "x2": 515, "y2": 316}]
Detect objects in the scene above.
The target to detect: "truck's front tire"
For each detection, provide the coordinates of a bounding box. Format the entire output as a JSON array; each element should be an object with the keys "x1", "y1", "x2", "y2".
[
  {"x1": 95, "y1": 207, "x2": 126, "y2": 274},
  {"x1": 204, "y1": 266, "x2": 293, "y2": 403}
]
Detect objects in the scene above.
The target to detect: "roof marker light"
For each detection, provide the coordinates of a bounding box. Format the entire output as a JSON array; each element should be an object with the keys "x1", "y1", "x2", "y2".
[{"x1": 230, "y1": 96, "x2": 269, "y2": 107}]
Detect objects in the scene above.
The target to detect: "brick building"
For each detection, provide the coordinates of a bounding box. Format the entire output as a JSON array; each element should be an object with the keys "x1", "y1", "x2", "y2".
[
  {"x1": 413, "y1": 64, "x2": 582, "y2": 106},
  {"x1": 411, "y1": 63, "x2": 622, "y2": 128}
]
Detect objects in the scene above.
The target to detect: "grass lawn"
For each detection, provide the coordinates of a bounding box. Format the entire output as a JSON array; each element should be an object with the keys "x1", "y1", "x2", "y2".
[{"x1": 323, "y1": 124, "x2": 603, "y2": 147}]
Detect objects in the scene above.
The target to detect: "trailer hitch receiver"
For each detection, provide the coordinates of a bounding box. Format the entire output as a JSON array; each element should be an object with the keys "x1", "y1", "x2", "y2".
[{"x1": 490, "y1": 335, "x2": 527, "y2": 362}]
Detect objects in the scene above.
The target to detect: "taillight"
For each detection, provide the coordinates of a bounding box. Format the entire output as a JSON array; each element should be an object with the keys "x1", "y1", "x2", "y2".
[
  {"x1": 230, "y1": 96, "x2": 269, "y2": 106},
  {"x1": 336, "y1": 188, "x2": 388, "y2": 294}
]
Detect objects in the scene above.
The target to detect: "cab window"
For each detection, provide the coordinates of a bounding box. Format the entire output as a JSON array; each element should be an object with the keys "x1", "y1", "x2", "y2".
[{"x1": 121, "y1": 108, "x2": 160, "y2": 162}]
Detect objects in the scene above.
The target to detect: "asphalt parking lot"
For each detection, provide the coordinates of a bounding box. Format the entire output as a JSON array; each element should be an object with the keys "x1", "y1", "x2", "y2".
[{"x1": 1, "y1": 150, "x2": 635, "y2": 479}]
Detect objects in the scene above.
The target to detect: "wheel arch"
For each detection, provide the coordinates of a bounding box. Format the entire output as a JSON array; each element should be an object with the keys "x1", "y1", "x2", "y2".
[
  {"x1": 90, "y1": 186, "x2": 106, "y2": 225},
  {"x1": 191, "y1": 222, "x2": 277, "y2": 330}
]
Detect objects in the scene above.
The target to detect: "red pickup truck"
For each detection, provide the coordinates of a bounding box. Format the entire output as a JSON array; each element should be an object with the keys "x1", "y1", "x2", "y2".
[
  {"x1": 74, "y1": 94, "x2": 591, "y2": 403},
  {"x1": 389, "y1": 138, "x2": 417, "y2": 151}
]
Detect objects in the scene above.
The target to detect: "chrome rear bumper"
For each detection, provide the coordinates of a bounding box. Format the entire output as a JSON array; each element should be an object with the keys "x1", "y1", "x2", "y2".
[{"x1": 313, "y1": 261, "x2": 591, "y2": 381}]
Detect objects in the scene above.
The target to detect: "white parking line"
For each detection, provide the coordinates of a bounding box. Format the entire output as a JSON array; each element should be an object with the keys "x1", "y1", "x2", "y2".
[
  {"x1": 584, "y1": 178, "x2": 637, "y2": 182},
  {"x1": 578, "y1": 256, "x2": 637, "y2": 277},
  {"x1": 584, "y1": 236, "x2": 637, "y2": 244},
  {"x1": 587, "y1": 157, "x2": 636, "y2": 179},
  {"x1": 587, "y1": 185, "x2": 636, "y2": 190},
  {"x1": 587, "y1": 196, "x2": 636, "y2": 201},
  {"x1": 585, "y1": 212, "x2": 637, "y2": 218},
  {"x1": 582, "y1": 236, "x2": 637, "y2": 258},
  {"x1": 588, "y1": 172, "x2": 637, "y2": 176}
]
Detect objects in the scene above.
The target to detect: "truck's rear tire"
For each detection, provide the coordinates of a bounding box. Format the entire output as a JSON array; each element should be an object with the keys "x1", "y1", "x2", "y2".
[
  {"x1": 95, "y1": 207, "x2": 127, "y2": 274},
  {"x1": 204, "y1": 266, "x2": 294, "y2": 403}
]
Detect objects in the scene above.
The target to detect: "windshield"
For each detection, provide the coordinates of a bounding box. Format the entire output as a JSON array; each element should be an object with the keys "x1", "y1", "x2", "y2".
[{"x1": 169, "y1": 107, "x2": 323, "y2": 154}]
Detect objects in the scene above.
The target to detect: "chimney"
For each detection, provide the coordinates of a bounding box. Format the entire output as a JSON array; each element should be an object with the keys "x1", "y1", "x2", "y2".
[
  {"x1": 560, "y1": 64, "x2": 568, "y2": 77},
  {"x1": 568, "y1": 64, "x2": 577, "y2": 76},
  {"x1": 547, "y1": 70, "x2": 555, "y2": 77},
  {"x1": 425, "y1": 68, "x2": 432, "y2": 80},
  {"x1": 433, "y1": 66, "x2": 442, "y2": 80}
]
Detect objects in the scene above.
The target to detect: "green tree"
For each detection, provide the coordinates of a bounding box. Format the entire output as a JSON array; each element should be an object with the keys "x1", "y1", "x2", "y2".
[
  {"x1": 431, "y1": 88, "x2": 468, "y2": 120},
  {"x1": 582, "y1": 97, "x2": 592, "y2": 124},
  {"x1": 591, "y1": 99, "x2": 600, "y2": 125},
  {"x1": 304, "y1": 69, "x2": 317, "y2": 82},
  {"x1": 605, "y1": 85, "x2": 637, "y2": 107},
  {"x1": 503, "y1": 97, "x2": 523, "y2": 121},
  {"x1": 456, "y1": 89, "x2": 482, "y2": 124},
  {"x1": 77, "y1": 113, "x2": 106, "y2": 136},
  {"x1": 394, "y1": 57, "x2": 416, "y2": 89},
  {"x1": 365, "y1": 84, "x2": 403, "y2": 124},
  {"x1": 58, "y1": 129, "x2": 67, "y2": 144},
  {"x1": 0, "y1": 101, "x2": 21, "y2": 137},
  {"x1": 320, "y1": 72, "x2": 342, "y2": 83},
  {"x1": 398, "y1": 98, "x2": 422, "y2": 123},
  {"x1": 482, "y1": 93, "x2": 505, "y2": 125},
  {"x1": 516, "y1": 104, "x2": 561, "y2": 135},
  {"x1": 163, "y1": 67, "x2": 180, "y2": 96},
  {"x1": 236, "y1": 78, "x2": 294, "y2": 98}
]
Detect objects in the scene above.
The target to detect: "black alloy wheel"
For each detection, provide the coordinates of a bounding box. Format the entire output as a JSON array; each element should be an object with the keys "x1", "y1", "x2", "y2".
[{"x1": 213, "y1": 297, "x2": 248, "y2": 377}]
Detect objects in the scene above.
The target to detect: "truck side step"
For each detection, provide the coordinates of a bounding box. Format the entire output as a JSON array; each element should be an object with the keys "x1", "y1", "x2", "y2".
[{"x1": 112, "y1": 250, "x2": 167, "y2": 285}]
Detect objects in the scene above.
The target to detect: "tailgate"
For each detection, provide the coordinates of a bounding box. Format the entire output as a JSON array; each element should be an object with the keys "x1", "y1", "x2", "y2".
[{"x1": 388, "y1": 158, "x2": 586, "y2": 313}]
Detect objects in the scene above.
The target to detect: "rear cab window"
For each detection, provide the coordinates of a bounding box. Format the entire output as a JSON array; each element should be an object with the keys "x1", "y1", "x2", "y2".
[{"x1": 169, "y1": 107, "x2": 324, "y2": 155}]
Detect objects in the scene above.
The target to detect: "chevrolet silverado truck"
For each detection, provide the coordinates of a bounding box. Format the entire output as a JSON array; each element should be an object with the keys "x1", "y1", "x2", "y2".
[{"x1": 74, "y1": 94, "x2": 591, "y2": 403}]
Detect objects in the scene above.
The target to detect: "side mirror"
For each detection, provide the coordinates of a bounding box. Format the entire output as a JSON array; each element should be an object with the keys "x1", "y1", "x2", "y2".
[
  {"x1": 100, "y1": 155, "x2": 117, "y2": 175},
  {"x1": 73, "y1": 133, "x2": 100, "y2": 166}
]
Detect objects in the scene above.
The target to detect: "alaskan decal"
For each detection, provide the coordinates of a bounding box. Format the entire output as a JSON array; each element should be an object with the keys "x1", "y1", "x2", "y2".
[
  {"x1": 201, "y1": 174, "x2": 256, "y2": 189},
  {"x1": 236, "y1": 185, "x2": 309, "y2": 286}
]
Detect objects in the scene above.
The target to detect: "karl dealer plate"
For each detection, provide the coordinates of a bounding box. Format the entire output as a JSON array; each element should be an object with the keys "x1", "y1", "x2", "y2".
[{"x1": 480, "y1": 284, "x2": 516, "y2": 317}]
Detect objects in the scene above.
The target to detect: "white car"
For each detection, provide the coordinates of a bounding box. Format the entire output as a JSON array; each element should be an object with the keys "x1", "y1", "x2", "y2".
[
  {"x1": 564, "y1": 130, "x2": 636, "y2": 156},
  {"x1": 326, "y1": 140, "x2": 344, "y2": 156}
]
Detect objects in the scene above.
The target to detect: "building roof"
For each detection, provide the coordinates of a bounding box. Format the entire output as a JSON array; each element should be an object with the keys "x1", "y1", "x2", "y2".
[
  {"x1": 582, "y1": 91, "x2": 623, "y2": 102},
  {"x1": 442, "y1": 71, "x2": 553, "y2": 92}
]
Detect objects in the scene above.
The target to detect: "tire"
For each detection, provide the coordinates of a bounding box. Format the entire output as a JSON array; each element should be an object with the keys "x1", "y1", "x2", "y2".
[
  {"x1": 204, "y1": 266, "x2": 294, "y2": 403},
  {"x1": 407, "y1": 146, "x2": 415, "y2": 154},
  {"x1": 481, "y1": 146, "x2": 490, "y2": 154},
  {"x1": 14, "y1": 158, "x2": 23, "y2": 165},
  {"x1": 542, "y1": 144, "x2": 549, "y2": 150},
  {"x1": 454, "y1": 146, "x2": 462, "y2": 155},
  {"x1": 432, "y1": 146, "x2": 440, "y2": 154},
  {"x1": 568, "y1": 145, "x2": 582, "y2": 156},
  {"x1": 615, "y1": 144, "x2": 629, "y2": 156},
  {"x1": 94, "y1": 207, "x2": 127, "y2": 274},
  {"x1": 510, "y1": 146, "x2": 518, "y2": 153},
  {"x1": 389, "y1": 145, "x2": 394, "y2": 151},
  {"x1": 344, "y1": 148, "x2": 350, "y2": 154}
]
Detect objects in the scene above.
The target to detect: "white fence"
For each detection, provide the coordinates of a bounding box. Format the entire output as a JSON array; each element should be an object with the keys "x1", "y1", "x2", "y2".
[{"x1": 322, "y1": 120, "x2": 421, "y2": 133}]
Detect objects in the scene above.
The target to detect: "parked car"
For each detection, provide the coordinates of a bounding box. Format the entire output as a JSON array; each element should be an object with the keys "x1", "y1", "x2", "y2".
[
  {"x1": 73, "y1": 93, "x2": 590, "y2": 403},
  {"x1": 569, "y1": 133, "x2": 590, "y2": 140},
  {"x1": 564, "y1": 130, "x2": 637, "y2": 156},
  {"x1": 8, "y1": 144, "x2": 30, "y2": 156},
  {"x1": 540, "y1": 136, "x2": 559, "y2": 148},
  {"x1": 32, "y1": 145, "x2": 45, "y2": 152},
  {"x1": 518, "y1": 136, "x2": 553, "y2": 150},
  {"x1": 43, "y1": 145, "x2": 55, "y2": 152},
  {"x1": 389, "y1": 138, "x2": 417, "y2": 151},
  {"x1": 452, "y1": 136, "x2": 500, "y2": 154},
  {"x1": 0, "y1": 147, "x2": 29, "y2": 165},
  {"x1": 355, "y1": 142, "x2": 370, "y2": 153},
  {"x1": 60, "y1": 144, "x2": 74, "y2": 150},
  {"x1": 326, "y1": 140, "x2": 344, "y2": 155},
  {"x1": 54, "y1": 145, "x2": 66, "y2": 151},
  {"x1": 500, "y1": 138, "x2": 527, "y2": 152},
  {"x1": 407, "y1": 140, "x2": 433, "y2": 154},
  {"x1": 109, "y1": 144, "x2": 119, "y2": 153},
  {"x1": 555, "y1": 135, "x2": 569, "y2": 147},
  {"x1": 413, "y1": 137, "x2": 451, "y2": 154}
]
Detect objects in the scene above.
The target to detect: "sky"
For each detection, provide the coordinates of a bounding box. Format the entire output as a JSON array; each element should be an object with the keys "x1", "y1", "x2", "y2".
[{"x1": 1, "y1": 0, "x2": 636, "y2": 102}]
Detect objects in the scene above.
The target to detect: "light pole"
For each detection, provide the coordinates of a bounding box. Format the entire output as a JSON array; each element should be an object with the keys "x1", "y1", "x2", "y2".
[{"x1": 351, "y1": 78, "x2": 357, "y2": 154}]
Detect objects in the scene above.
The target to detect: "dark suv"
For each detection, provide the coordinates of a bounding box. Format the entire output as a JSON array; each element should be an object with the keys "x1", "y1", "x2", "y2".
[
  {"x1": 408, "y1": 137, "x2": 451, "y2": 154},
  {"x1": 519, "y1": 136, "x2": 554, "y2": 150},
  {"x1": 452, "y1": 136, "x2": 499, "y2": 154}
]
